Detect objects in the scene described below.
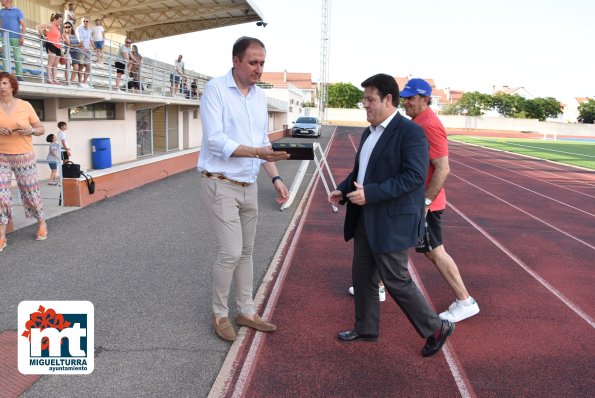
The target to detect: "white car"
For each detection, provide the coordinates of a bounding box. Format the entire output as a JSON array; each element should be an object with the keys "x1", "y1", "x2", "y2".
[{"x1": 291, "y1": 116, "x2": 321, "y2": 138}]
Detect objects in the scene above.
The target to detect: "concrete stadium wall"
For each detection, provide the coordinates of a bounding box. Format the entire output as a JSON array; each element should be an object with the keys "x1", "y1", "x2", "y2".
[
  {"x1": 325, "y1": 108, "x2": 595, "y2": 137},
  {"x1": 438, "y1": 115, "x2": 595, "y2": 137}
]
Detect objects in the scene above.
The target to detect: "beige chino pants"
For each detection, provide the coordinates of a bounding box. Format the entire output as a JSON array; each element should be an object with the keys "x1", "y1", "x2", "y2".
[{"x1": 200, "y1": 176, "x2": 258, "y2": 318}]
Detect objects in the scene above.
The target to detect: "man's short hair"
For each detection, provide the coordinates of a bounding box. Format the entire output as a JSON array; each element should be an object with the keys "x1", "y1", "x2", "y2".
[
  {"x1": 232, "y1": 36, "x2": 266, "y2": 60},
  {"x1": 361, "y1": 74, "x2": 400, "y2": 107}
]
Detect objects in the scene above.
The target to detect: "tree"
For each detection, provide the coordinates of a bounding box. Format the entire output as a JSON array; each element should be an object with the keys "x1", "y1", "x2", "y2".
[
  {"x1": 491, "y1": 93, "x2": 526, "y2": 118},
  {"x1": 578, "y1": 99, "x2": 595, "y2": 124},
  {"x1": 326, "y1": 82, "x2": 363, "y2": 108},
  {"x1": 523, "y1": 97, "x2": 562, "y2": 121},
  {"x1": 453, "y1": 91, "x2": 492, "y2": 116},
  {"x1": 444, "y1": 92, "x2": 562, "y2": 121},
  {"x1": 440, "y1": 103, "x2": 460, "y2": 115}
]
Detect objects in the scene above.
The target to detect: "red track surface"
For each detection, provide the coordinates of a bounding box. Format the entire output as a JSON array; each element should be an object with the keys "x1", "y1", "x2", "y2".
[{"x1": 221, "y1": 127, "x2": 595, "y2": 398}]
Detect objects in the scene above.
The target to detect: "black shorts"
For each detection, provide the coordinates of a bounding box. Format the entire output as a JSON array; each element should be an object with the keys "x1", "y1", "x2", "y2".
[
  {"x1": 115, "y1": 61, "x2": 126, "y2": 75},
  {"x1": 45, "y1": 42, "x2": 62, "y2": 56},
  {"x1": 61, "y1": 150, "x2": 69, "y2": 161},
  {"x1": 416, "y1": 210, "x2": 444, "y2": 253},
  {"x1": 426, "y1": 210, "x2": 444, "y2": 248}
]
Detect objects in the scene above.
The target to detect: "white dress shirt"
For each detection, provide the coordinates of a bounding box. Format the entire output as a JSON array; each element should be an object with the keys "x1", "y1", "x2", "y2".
[
  {"x1": 198, "y1": 69, "x2": 269, "y2": 183},
  {"x1": 357, "y1": 110, "x2": 398, "y2": 184},
  {"x1": 76, "y1": 25, "x2": 91, "y2": 50}
]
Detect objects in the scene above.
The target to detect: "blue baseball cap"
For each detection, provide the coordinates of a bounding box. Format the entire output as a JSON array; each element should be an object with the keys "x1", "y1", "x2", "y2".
[{"x1": 400, "y1": 78, "x2": 432, "y2": 98}]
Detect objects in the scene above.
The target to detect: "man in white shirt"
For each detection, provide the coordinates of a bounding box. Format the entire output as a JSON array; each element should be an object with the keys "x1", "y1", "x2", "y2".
[
  {"x1": 198, "y1": 36, "x2": 290, "y2": 342},
  {"x1": 170, "y1": 54, "x2": 184, "y2": 95},
  {"x1": 65, "y1": 3, "x2": 75, "y2": 25},
  {"x1": 75, "y1": 17, "x2": 94, "y2": 87},
  {"x1": 91, "y1": 19, "x2": 104, "y2": 63}
]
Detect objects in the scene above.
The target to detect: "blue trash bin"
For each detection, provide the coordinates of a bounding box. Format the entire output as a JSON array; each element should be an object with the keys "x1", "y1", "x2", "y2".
[{"x1": 91, "y1": 138, "x2": 112, "y2": 169}]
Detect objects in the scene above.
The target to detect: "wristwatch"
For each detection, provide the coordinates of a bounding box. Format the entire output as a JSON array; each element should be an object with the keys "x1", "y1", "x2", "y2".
[{"x1": 424, "y1": 197, "x2": 432, "y2": 206}]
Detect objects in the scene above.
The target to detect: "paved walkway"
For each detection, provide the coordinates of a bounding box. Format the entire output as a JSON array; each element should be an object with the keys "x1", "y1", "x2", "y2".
[
  {"x1": 10, "y1": 182, "x2": 77, "y2": 232},
  {"x1": 1, "y1": 129, "x2": 332, "y2": 397}
]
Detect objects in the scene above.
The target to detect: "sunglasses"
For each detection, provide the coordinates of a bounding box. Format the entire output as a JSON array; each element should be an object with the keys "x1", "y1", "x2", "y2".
[
  {"x1": 65, "y1": 26, "x2": 71, "y2": 28},
  {"x1": 125, "y1": 41, "x2": 131, "y2": 44},
  {"x1": 83, "y1": 20, "x2": 89, "y2": 23}
]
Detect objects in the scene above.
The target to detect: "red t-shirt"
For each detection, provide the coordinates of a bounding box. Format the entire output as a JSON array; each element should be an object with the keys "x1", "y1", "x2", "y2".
[{"x1": 413, "y1": 107, "x2": 448, "y2": 211}]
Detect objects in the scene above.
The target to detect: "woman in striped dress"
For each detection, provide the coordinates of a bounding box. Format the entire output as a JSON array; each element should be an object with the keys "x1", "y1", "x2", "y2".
[{"x1": 0, "y1": 73, "x2": 47, "y2": 252}]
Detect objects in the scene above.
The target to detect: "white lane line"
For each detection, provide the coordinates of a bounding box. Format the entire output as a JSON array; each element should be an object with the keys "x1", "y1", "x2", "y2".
[
  {"x1": 450, "y1": 173, "x2": 595, "y2": 250},
  {"x1": 408, "y1": 259, "x2": 476, "y2": 398},
  {"x1": 450, "y1": 140, "x2": 595, "y2": 185},
  {"x1": 451, "y1": 159, "x2": 595, "y2": 219},
  {"x1": 450, "y1": 146, "x2": 595, "y2": 200},
  {"x1": 229, "y1": 131, "x2": 338, "y2": 398},
  {"x1": 461, "y1": 136, "x2": 595, "y2": 159},
  {"x1": 449, "y1": 140, "x2": 595, "y2": 186},
  {"x1": 447, "y1": 201, "x2": 595, "y2": 329},
  {"x1": 348, "y1": 132, "x2": 360, "y2": 151}
]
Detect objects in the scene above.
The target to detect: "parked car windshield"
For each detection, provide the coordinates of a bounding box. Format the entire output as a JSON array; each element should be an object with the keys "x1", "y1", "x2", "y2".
[{"x1": 296, "y1": 117, "x2": 317, "y2": 124}]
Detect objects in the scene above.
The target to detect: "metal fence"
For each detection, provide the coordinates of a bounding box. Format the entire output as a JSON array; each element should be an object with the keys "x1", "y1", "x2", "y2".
[
  {"x1": 11, "y1": 142, "x2": 63, "y2": 209},
  {"x1": 0, "y1": 26, "x2": 206, "y2": 99}
]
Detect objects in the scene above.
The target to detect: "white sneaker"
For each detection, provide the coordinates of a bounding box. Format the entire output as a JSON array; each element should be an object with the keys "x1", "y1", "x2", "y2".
[
  {"x1": 348, "y1": 286, "x2": 386, "y2": 302},
  {"x1": 439, "y1": 298, "x2": 480, "y2": 322}
]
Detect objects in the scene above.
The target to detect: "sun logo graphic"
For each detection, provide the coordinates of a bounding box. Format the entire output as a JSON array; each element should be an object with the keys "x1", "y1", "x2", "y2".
[{"x1": 18, "y1": 301, "x2": 94, "y2": 375}]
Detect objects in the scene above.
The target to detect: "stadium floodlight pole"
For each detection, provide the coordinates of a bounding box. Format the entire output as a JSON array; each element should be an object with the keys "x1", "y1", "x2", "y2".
[{"x1": 318, "y1": 0, "x2": 331, "y2": 124}]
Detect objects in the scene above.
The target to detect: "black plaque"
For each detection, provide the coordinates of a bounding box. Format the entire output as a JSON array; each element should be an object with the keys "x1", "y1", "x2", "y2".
[{"x1": 272, "y1": 143, "x2": 314, "y2": 160}]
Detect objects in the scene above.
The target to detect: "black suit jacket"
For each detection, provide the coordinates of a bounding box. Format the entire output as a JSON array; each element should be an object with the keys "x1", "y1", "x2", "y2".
[{"x1": 337, "y1": 112, "x2": 429, "y2": 253}]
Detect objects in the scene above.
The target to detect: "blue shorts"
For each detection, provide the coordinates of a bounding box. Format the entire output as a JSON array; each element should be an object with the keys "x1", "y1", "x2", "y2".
[
  {"x1": 94, "y1": 41, "x2": 103, "y2": 49},
  {"x1": 48, "y1": 161, "x2": 58, "y2": 170},
  {"x1": 69, "y1": 49, "x2": 80, "y2": 65},
  {"x1": 170, "y1": 74, "x2": 180, "y2": 83}
]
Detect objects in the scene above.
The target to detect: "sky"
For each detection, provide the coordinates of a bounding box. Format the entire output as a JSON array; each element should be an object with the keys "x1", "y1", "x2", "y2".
[{"x1": 142, "y1": 0, "x2": 594, "y2": 104}]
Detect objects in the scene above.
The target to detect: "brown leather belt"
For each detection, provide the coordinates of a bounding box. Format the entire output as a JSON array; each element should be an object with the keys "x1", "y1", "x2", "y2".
[{"x1": 201, "y1": 171, "x2": 251, "y2": 187}]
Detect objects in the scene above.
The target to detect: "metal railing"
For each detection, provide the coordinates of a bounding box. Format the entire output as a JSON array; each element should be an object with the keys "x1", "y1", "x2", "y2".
[
  {"x1": 0, "y1": 27, "x2": 205, "y2": 99},
  {"x1": 11, "y1": 142, "x2": 64, "y2": 208}
]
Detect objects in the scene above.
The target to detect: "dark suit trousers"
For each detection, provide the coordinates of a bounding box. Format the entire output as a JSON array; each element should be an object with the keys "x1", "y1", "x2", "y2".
[{"x1": 352, "y1": 216, "x2": 441, "y2": 338}]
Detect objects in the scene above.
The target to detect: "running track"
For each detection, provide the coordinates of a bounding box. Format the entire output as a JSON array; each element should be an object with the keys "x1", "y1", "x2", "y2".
[{"x1": 213, "y1": 126, "x2": 595, "y2": 397}]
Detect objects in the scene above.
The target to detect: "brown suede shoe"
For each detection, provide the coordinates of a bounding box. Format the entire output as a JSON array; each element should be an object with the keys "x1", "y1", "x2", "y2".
[
  {"x1": 212, "y1": 315, "x2": 237, "y2": 341},
  {"x1": 236, "y1": 313, "x2": 276, "y2": 332}
]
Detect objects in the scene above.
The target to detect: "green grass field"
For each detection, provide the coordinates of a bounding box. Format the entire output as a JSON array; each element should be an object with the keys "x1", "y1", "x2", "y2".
[{"x1": 449, "y1": 136, "x2": 595, "y2": 170}]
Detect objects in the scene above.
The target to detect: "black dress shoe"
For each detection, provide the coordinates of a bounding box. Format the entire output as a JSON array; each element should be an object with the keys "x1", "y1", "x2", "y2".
[
  {"x1": 422, "y1": 320, "x2": 455, "y2": 357},
  {"x1": 338, "y1": 330, "x2": 378, "y2": 342}
]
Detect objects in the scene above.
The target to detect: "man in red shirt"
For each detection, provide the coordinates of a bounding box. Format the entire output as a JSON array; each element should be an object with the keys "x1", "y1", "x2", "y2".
[{"x1": 400, "y1": 78, "x2": 479, "y2": 323}]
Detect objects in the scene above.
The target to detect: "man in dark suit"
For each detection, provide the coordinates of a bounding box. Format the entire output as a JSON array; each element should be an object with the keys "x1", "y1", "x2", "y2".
[{"x1": 328, "y1": 74, "x2": 454, "y2": 357}]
